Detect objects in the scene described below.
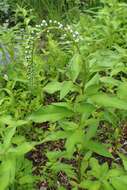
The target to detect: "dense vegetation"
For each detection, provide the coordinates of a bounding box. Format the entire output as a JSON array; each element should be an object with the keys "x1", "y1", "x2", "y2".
[{"x1": 1, "y1": 0, "x2": 127, "y2": 189}]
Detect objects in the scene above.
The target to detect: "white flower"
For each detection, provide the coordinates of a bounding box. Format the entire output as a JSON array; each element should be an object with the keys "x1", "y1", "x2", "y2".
[
  {"x1": 54, "y1": 20, "x2": 57, "y2": 24},
  {"x1": 58, "y1": 24, "x2": 63, "y2": 29},
  {"x1": 25, "y1": 55, "x2": 31, "y2": 60},
  {"x1": 63, "y1": 34, "x2": 67, "y2": 37},
  {"x1": 49, "y1": 20, "x2": 52, "y2": 23},
  {"x1": 42, "y1": 20, "x2": 46, "y2": 23},
  {"x1": 73, "y1": 34, "x2": 76, "y2": 38},
  {"x1": 4, "y1": 74, "x2": 8, "y2": 80},
  {"x1": 74, "y1": 31, "x2": 79, "y2": 35},
  {"x1": 31, "y1": 30, "x2": 35, "y2": 34},
  {"x1": 26, "y1": 46, "x2": 30, "y2": 49},
  {"x1": 70, "y1": 29, "x2": 73, "y2": 33}
]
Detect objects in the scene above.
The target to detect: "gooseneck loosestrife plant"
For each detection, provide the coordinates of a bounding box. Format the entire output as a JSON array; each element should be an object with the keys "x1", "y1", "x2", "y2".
[
  {"x1": 24, "y1": 19, "x2": 81, "y2": 88},
  {"x1": 1, "y1": 1, "x2": 127, "y2": 190}
]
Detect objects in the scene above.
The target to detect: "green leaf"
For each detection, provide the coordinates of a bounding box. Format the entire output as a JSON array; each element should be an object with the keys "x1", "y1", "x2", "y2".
[
  {"x1": 85, "y1": 119, "x2": 98, "y2": 140},
  {"x1": 75, "y1": 102, "x2": 95, "y2": 115},
  {"x1": 3, "y1": 127, "x2": 16, "y2": 150},
  {"x1": 9, "y1": 142, "x2": 34, "y2": 156},
  {"x1": 119, "y1": 153, "x2": 127, "y2": 171},
  {"x1": 0, "y1": 158, "x2": 16, "y2": 190},
  {"x1": 75, "y1": 102, "x2": 96, "y2": 122},
  {"x1": 102, "y1": 180, "x2": 114, "y2": 190},
  {"x1": 111, "y1": 176, "x2": 127, "y2": 190},
  {"x1": 86, "y1": 140, "x2": 113, "y2": 158},
  {"x1": 107, "y1": 168, "x2": 125, "y2": 178},
  {"x1": 60, "y1": 81, "x2": 73, "y2": 100},
  {"x1": 65, "y1": 129, "x2": 84, "y2": 157},
  {"x1": 59, "y1": 121, "x2": 78, "y2": 131},
  {"x1": 80, "y1": 180, "x2": 101, "y2": 190},
  {"x1": 42, "y1": 131, "x2": 67, "y2": 143},
  {"x1": 117, "y1": 82, "x2": 127, "y2": 101},
  {"x1": 90, "y1": 93, "x2": 127, "y2": 110},
  {"x1": 43, "y1": 81, "x2": 62, "y2": 94},
  {"x1": 29, "y1": 104, "x2": 74, "y2": 123},
  {"x1": 69, "y1": 53, "x2": 82, "y2": 82},
  {"x1": 89, "y1": 158, "x2": 101, "y2": 178},
  {"x1": 46, "y1": 151, "x2": 66, "y2": 162},
  {"x1": 85, "y1": 73, "x2": 100, "y2": 89},
  {"x1": 100, "y1": 77, "x2": 121, "y2": 86},
  {"x1": 19, "y1": 175, "x2": 34, "y2": 185}
]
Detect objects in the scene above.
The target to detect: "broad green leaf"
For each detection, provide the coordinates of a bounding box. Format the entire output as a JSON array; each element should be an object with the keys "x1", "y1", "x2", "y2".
[
  {"x1": 43, "y1": 81, "x2": 62, "y2": 94},
  {"x1": 52, "y1": 102, "x2": 73, "y2": 110},
  {"x1": 9, "y1": 142, "x2": 35, "y2": 155},
  {"x1": 100, "y1": 77, "x2": 121, "y2": 86},
  {"x1": 90, "y1": 93, "x2": 127, "y2": 110},
  {"x1": 100, "y1": 163, "x2": 109, "y2": 176},
  {"x1": 0, "y1": 115, "x2": 12, "y2": 125},
  {"x1": 85, "y1": 119, "x2": 98, "y2": 140},
  {"x1": 111, "y1": 176, "x2": 127, "y2": 190},
  {"x1": 65, "y1": 129, "x2": 84, "y2": 157},
  {"x1": 75, "y1": 102, "x2": 95, "y2": 115},
  {"x1": 89, "y1": 158, "x2": 101, "y2": 178},
  {"x1": 80, "y1": 180, "x2": 101, "y2": 190},
  {"x1": 75, "y1": 102, "x2": 96, "y2": 121},
  {"x1": 102, "y1": 180, "x2": 114, "y2": 190},
  {"x1": 85, "y1": 73, "x2": 100, "y2": 89},
  {"x1": 46, "y1": 151, "x2": 66, "y2": 162},
  {"x1": 80, "y1": 159, "x2": 88, "y2": 178},
  {"x1": 59, "y1": 121, "x2": 78, "y2": 131},
  {"x1": 117, "y1": 82, "x2": 127, "y2": 101},
  {"x1": 3, "y1": 127, "x2": 16, "y2": 150},
  {"x1": 119, "y1": 153, "x2": 127, "y2": 171},
  {"x1": 107, "y1": 168, "x2": 125, "y2": 178},
  {"x1": 101, "y1": 109, "x2": 118, "y2": 125},
  {"x1": 86, "y1": 140, "x2": 113, "y2": 158},
  {"x1": 29, "y1": 104, "x2": 74, "y2": 123},
  {"x1": 42, "y1": 131, "x2": 67, "y2": 143},
  {"x1": 12, "y1": 135, "x2": 26, "y2": 145},
  {"x1": 60, "y1": 81, "x2": 73, "y2": 100},
  {"x1": 19, "y1": 175, "x2": 34, "y2": 184},
  {"x1": 85, "y1": 84, "x2": 100, "y2": 96},
  {"x1": 0, "y1": 159, "x2": 16, "y2": 190},
  {"x1": 0, "y1": 116, "x2": 28, "y2": 128},
  {"x1": 69, "y1": 53, "x2": 82, "y2": 82}
]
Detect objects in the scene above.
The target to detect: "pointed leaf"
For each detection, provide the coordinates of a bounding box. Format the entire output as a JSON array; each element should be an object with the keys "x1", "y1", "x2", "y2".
[
  {"x1": 60, "y1": 81, "x2": 73, "y2": 100},
  {"x1": 86, "y1": 140, "x2": 113, "y2": 158},
  {"x1": 43, "y1": 81, "x2": 62, "y2": 94},
  {"x1": 69, "y1": 53, "x2": 82, "y2": 82},
  {"x1": 90, "y1": 93, "x2": 127, "y2": 110},
  {"x1": 29, "y1": 104, "x2": 74, "y2": 123}
]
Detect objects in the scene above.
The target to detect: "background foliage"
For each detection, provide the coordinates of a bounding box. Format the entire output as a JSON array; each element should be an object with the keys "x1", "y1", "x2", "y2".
[{"x1": 1, "y1": 0, "x2": 127, "y2": 189}]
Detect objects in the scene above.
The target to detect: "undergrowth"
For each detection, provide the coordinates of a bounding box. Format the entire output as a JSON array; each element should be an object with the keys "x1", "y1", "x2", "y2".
[{"x1": 0, "y1": 0, "x2": 127, "y2": 189}]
